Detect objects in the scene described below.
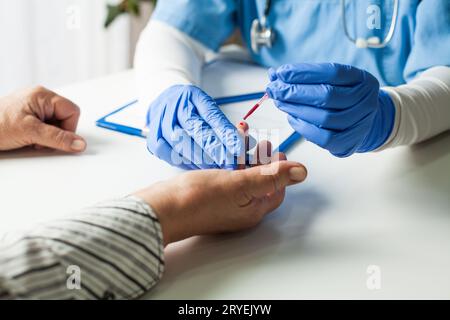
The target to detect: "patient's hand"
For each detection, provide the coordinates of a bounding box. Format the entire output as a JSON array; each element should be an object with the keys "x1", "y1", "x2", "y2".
[
  {"x1": 135, "y1": 140, "x2": 307, "y2": 246},
  {"x1": 0, "y1": 86, "x2": 86, "y2": 152}
]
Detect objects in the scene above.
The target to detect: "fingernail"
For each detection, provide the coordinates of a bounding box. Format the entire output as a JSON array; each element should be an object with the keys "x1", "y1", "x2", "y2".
[
  {"x1": 289, "y1": 166, "x2": 306, "y2": 181},
  {"x1": 71, "y1": 139, "x2": 86, "y2": 152}
]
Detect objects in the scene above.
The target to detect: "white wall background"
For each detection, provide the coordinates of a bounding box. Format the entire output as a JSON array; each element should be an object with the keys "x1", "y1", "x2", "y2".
[{"x1": 0, "y1": 0, "x2": 134, "y2": 96}]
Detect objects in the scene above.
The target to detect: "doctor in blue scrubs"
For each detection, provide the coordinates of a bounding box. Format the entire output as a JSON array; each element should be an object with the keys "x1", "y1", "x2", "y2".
[{"x1": 135, "y1": 0, "x2": 450, "y2": 169}]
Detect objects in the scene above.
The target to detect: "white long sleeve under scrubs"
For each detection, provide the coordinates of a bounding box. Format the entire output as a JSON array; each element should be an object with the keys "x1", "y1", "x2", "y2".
[{"x1": 135, "y1": 0, "x2": 450, "y2": 149}]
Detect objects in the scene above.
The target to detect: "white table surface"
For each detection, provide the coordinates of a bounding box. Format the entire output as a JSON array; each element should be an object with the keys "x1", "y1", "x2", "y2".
[{"x1": 1, "y1": 64, "x2": 450, "y2": 299}]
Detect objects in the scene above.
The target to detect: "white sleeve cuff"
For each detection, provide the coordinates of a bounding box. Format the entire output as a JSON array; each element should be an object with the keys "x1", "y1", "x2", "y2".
[{"x1": 378, "y1": 66, "x2": 450, "y2": 150}]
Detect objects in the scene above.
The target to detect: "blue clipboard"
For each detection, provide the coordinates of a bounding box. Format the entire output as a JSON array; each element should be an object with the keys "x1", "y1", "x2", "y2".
[{"x1": 96, "y1": 92, "x2": 301, "y2": 153}]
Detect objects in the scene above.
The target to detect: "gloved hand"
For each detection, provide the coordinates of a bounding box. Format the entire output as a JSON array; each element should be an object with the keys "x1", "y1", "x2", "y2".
[
  {"x1": 266, "y1": 63, "x2": 396, "y2": 157},
  {"x1": 146, "y1": 85, "x2": 242, "y2": 170}
]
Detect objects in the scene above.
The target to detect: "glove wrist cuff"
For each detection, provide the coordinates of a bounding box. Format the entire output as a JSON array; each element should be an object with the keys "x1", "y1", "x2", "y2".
[{"x1": 357, "y1": 90, "x2": 396, "y2": 153}]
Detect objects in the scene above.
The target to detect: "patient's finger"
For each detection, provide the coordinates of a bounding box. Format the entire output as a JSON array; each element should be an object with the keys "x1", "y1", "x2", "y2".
[
  {"x1": 235, "y1": 160, "x2": 307, "y2": 209},
  {"x1": 271, "y1": 152, "x2": 287, "y2": 162},
  {"x1": 253, "y1": 140, "x2": 272, "y2": 166},
  {"x1": 236, "y1": 121, "x2": 249, "y2": 170},
  {"x1": 248, "y1": 134, "x2": 257, "y2": 150},
  {"x1": 264, "y1": 152, "x2": 288, "y2": 198}
]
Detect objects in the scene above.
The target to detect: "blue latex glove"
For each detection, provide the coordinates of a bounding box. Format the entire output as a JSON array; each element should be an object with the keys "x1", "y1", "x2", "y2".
[
  {"x1": 266, "y1": 63, "x2": 396, "y2": 157},
  {"x1": 146, "y1": 85, "x2": 242, "y2": 169}
]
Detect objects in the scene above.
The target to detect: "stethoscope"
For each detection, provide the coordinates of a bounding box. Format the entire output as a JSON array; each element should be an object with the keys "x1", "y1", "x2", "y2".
[{"x1": 250, "y1": 0, "x2": 399, "y2": 53}]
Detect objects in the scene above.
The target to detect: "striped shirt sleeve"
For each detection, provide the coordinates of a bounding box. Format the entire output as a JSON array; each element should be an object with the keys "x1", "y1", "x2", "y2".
[{"x1": 0, "y1": 196, "x2": 165, "y2": 300}]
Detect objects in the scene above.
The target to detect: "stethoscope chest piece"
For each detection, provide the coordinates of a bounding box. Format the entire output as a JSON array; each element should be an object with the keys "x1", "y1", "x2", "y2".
[{"x1": 250, "y1": 18, "x2": 275, "y2": 54}]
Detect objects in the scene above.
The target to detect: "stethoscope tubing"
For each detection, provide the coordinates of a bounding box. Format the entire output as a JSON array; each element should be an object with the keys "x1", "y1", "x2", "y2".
[
  {"x1": 253, "y1": 0, "x2": 399, "y2": 51},
  {"x1": 341, "y1": 0, "x2": 399, "y2": 48}
]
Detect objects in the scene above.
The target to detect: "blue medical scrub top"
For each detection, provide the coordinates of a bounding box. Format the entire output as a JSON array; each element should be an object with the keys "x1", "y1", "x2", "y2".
[{"x1": 153, "y1": 0, "x2": 450, "y2": 87}]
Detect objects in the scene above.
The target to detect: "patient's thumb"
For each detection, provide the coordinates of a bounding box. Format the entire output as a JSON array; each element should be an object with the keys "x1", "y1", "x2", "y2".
[
  {"x1": 241, "y1": 161, "x2": 307, "y2": 198},
  {"x1": 33, "y1": 122, "x2": 86, "y2": 153}
]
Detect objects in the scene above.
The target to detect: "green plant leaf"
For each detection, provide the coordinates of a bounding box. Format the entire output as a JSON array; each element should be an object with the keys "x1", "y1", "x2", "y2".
[
  {"x1": 104, "y1": 4, "x2": 125, "y2": 28},
  {"x1": 104, "y1": 0, "x2": 158, "y2": 28},
  {"x1": 127, "y1": 0, "x2": 140, "y2": 15}
]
